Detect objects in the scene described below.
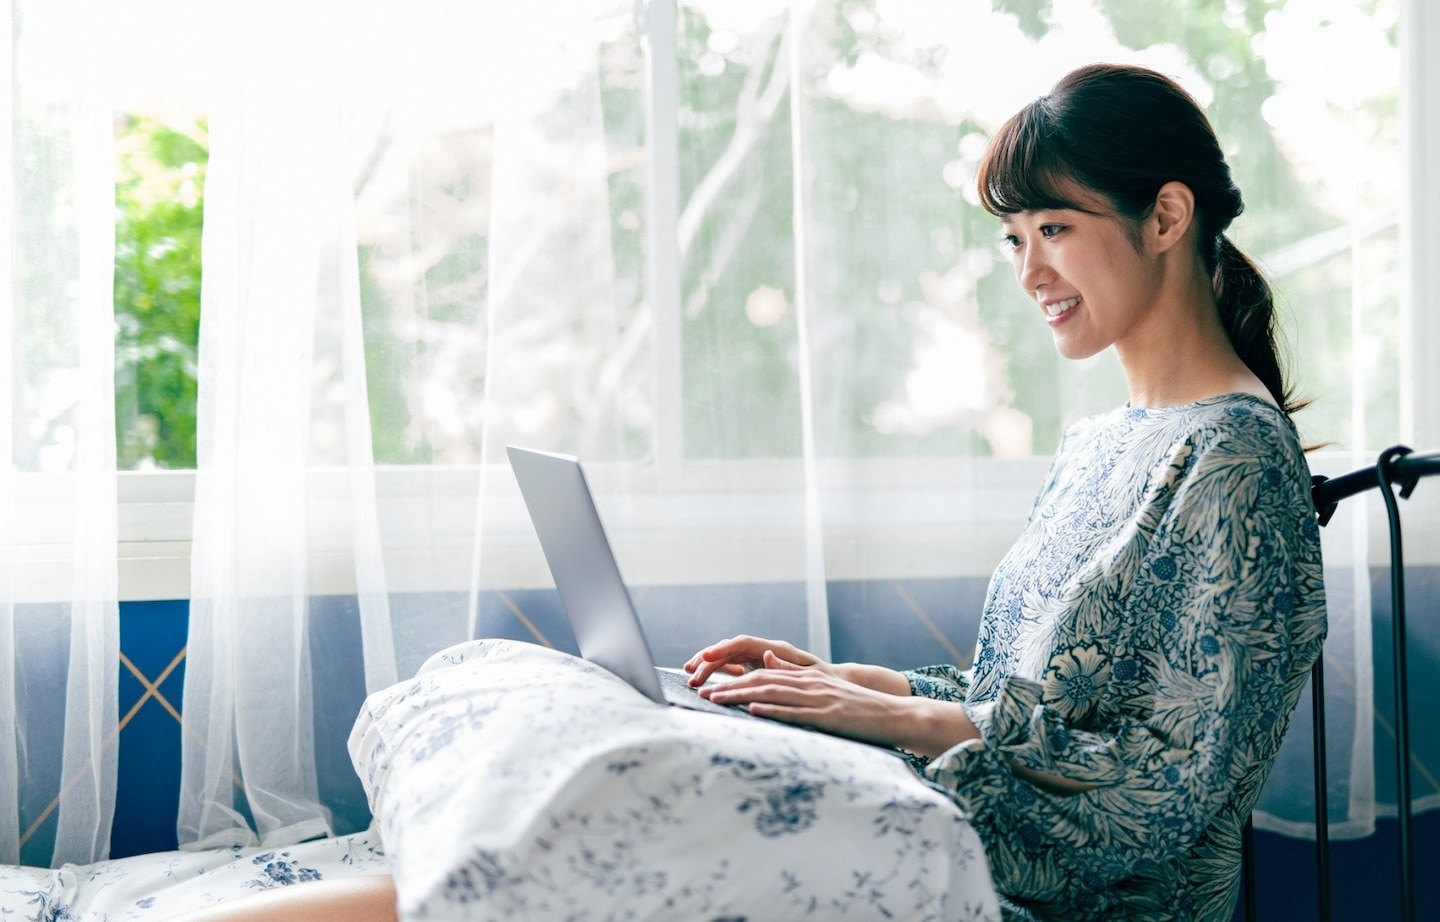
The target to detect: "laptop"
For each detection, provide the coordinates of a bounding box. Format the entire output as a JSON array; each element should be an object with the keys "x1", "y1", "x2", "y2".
[{"x1": 506, "y1": 445, "x2": 909, "y2": 758}]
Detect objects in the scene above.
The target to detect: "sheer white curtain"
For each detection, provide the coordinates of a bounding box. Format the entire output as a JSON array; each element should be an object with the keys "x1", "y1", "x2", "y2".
[
  {"x1": 175, "y1": 0, "x2": 827, "y2": 848},
  {"x1": 177, "y1": 1, "x2": 403, "y2": 848},
  {"x1": 0, "y1": 0, "x2": 119, "y2": 867},
  {"x1": 176, "y1": 0, "x2": 651, "y2": 846},
  {"x1": 168, "y1": 0, "x2": 1420, "y2": 850}
]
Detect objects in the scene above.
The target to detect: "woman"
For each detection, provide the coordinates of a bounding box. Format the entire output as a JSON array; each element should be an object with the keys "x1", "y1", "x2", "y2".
[
  {"x1": 683, "y1": 63, "x2": 1325, "y2": 920},
  {"x1": 168, "y1": 63, "x2": 1324, "y2": 922}
]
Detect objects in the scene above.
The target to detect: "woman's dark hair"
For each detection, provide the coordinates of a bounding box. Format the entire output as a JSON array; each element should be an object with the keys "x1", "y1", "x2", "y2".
[{"x1": 976, "y1": 63, "x2": 1303, "y2": 417}]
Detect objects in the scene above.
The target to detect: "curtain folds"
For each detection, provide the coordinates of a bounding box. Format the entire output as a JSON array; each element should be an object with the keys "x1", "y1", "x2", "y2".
[
  {"x1": 1, "y1": 0, "x2": 120, "y2": 867},
  {"x1": 180, "y1": 94, "x2": 339, "y2": 850},
  {"x1": 179, "y1": 3, "x2": 388, "y2": 846}
]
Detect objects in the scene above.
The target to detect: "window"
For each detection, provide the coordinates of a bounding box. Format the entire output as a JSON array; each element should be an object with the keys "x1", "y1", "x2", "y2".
[
  {"x1": 115, "y1": 1, "x2": 1405, "y2": 468},
  {"x1": 107, "y1": 0, "x2": 1418, "y2": 599}
]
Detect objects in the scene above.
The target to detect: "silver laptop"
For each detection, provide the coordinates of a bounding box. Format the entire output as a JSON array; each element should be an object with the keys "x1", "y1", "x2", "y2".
[{"x1": 506, "y1": 445, "x2": 909, "y2": 757}]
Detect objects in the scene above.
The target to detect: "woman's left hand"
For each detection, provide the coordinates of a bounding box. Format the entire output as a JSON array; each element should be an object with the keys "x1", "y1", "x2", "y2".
[{"x1": 699, "y1": 650, "x2": 916, "y2": 749}]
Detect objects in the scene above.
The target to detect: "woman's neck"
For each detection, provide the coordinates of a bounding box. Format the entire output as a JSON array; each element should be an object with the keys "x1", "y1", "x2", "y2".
[{"x1": 1114, "y1": 265, "x2": 1273, "y2": 409}]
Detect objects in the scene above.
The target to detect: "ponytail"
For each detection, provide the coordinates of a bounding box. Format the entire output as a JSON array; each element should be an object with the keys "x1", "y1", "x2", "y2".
[{"x1": 1213, "y1": 235, "x2": 1304, "y2": 417}]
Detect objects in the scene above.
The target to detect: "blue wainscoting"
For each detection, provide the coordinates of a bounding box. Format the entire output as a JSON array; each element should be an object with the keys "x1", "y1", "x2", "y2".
[
  {"x1": 113, "y1": 599, "x2": 188, "y2": 859},
  {"x1": 62, "y1": 569, "x2": 1439, "y2": 919}
]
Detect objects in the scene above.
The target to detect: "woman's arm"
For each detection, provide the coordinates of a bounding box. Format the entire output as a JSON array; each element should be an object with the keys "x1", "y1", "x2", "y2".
[
  {"x1": 833, "y1": 660, "x2": 915, "y2": 695},
  {"x1": 924, "y1": 433, "x2": 1326, "y2": 913}
]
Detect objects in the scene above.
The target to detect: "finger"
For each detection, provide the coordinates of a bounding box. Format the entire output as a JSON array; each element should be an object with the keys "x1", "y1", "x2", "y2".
[
  {"x1": 685, "y1": 637, "x2": 751, "y2": 679},
  {"x1": 689, "y1": 658, "x2": 750, "y2": 687},
  {"x1": 701, "y1": 636, "x2": 764, "y2": 663},
  {"x1": 701, "y1": 636, "x2": 742, "y2": 655},
  {"x1": 761, "y1": 649, "x2": 805, "y2": 671},
  {"x1": 698, "y1": 668, "x2": 772, "y2": 696},
  {"x1": 684, "y1": 650, "x2": 721, "y2": 675},
  {"x1": 687, "y1": 659, "x2": 715, "y2": 685},
  {"x1": 697, "y1": 671, "x2": 758, "y2": 698},
  {"x1": 705, "y1": 672, "x2": 820, "y2": 705},
  {"x1": 692, "y1": 636, "x2": 777, "y2": 682},
  {"x1": 690, "y1": 639, "x2": 742, "y2": 670},
  {"x1": 689, "y1": 661, "x2": 718, "y2": 686}
]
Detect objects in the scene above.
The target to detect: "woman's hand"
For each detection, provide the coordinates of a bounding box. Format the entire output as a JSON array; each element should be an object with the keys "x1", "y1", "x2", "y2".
[
  {"x1": 696, "y1": 650, "x2": 895, "y2": 746},
  {"x1": 695, "y1": 650, "x2": 978, "y2": 756},
  {"x1": 685, "y1": 636, "x2": 915, "y2": 696},
  {"x1": 682, "y1": 635, "x2": 833, "y2": 687}
]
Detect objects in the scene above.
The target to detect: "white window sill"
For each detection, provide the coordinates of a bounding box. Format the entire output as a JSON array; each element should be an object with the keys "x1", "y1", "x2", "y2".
[{"x1": 2, "y1": 451, "x2": 1428, "y2": 604}]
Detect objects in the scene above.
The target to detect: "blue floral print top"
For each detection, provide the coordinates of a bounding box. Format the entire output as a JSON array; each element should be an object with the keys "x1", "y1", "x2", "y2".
[{"x1": 905, "y1": 394, "x2": 1326, "y2": 921}]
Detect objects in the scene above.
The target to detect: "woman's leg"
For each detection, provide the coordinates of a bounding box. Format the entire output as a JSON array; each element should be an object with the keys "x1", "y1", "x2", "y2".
[{"x1": 163, "y1": 874, "x2": 397, "y2": 922}]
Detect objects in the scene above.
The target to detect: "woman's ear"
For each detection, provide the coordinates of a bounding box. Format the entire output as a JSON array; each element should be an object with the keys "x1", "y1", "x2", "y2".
[{"x1": 1150, "y1": 181, "x2": 1196, "y2": 254}]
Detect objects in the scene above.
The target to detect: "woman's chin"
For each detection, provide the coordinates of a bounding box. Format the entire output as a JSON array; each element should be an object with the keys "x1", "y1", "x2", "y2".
[{"x1": 1052, "y1": 335, "x2": 1104, "y2": 362}]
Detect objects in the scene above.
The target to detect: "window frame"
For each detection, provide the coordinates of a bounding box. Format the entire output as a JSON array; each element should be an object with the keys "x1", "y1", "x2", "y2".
[
  {"x1": 0, "y1": 449, "x2": 1402, "y2": 604},
  {"x1": 1401, "y1": 0, "x2": 1440, "y2": 448}
]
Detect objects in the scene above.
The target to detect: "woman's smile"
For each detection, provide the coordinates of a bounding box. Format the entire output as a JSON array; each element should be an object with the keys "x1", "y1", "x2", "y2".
[{"x1": 1043, "y1": 295, "x2": 1081, "y2": 324}]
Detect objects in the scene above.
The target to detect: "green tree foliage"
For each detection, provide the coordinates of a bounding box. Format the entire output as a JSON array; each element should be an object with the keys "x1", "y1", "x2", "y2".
[{"x1": 113, "y1": 115, "x2": 206, "y2": 469}]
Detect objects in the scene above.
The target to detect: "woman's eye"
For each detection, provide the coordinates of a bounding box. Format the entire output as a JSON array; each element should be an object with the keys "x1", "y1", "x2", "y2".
[
  {"x1": 998, "y1": 235, "x2": 1020, "y2": 253},
  {"x1": 1040, "y1": 224, "x2": 1064, "y2": 239}
]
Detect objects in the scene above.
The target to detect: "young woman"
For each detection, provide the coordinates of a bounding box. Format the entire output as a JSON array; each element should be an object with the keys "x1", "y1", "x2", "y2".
[
  {"x1": 166, "y1": 63, "x2": 1324, "y2": 922},
  {"x1": 683, "y1": 63, "x2": 1326, "y2": 920}
]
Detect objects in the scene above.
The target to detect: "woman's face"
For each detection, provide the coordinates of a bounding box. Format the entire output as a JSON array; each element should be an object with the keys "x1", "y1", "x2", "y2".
[{"x1": 998, "y1": 192, "x2": 1164, "y2": 361}]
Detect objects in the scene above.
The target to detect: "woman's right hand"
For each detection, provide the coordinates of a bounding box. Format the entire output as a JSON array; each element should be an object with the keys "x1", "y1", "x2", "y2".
[{"x1": 682, "y1": 635, "x2": 832, "y2": 687}]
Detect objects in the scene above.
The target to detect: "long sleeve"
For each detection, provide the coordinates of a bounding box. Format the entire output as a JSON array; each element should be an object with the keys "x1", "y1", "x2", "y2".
[
  {"x1": 905, "y1": 663, "x2": 972, "y2": 702},
  {"x1": 909, "y1": 398, "x2": 1325, "y2": 920}
]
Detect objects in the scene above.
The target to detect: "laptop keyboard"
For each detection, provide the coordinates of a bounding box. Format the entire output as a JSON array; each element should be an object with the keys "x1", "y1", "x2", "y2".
[{"x1": 654, "y1": 668, "x2": 759, "y2": 718}]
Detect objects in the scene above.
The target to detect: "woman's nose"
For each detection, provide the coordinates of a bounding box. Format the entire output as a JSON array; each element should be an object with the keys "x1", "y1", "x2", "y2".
[{"x1": 1016, "y1": 247, "x2": 1050, "y2": 292}]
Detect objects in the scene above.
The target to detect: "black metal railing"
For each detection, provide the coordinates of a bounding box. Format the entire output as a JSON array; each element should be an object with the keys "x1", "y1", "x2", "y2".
[{"x1": 1244, "y1": 446, "x2": 1440, "y2": 921}]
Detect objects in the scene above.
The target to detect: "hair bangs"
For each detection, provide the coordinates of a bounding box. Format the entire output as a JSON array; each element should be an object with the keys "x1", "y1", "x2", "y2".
[{"x1": 976, "y1": 102, "x2": 1089, "y2": 217}]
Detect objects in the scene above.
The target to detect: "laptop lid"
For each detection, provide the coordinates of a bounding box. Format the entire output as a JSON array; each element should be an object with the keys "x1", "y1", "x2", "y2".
[{"x1": 507, "y1": 445, "x2": 668, "y2": 704}]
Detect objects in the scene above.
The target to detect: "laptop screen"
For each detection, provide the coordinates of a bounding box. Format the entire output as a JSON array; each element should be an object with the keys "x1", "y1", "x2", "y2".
[{"x1": 507, "y1": 446, "x2": 668, "y2": 704}]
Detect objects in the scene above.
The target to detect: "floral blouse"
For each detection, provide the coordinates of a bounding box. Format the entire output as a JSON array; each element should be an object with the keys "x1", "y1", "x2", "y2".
[{"x1": 905, "y1": 394, "x2": 1326, "y2": 921}]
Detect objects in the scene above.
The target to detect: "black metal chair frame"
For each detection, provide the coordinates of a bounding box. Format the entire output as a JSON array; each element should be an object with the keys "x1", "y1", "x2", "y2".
[{"x1": 1241, "y1": 446, "x2": 1440, "y2": 922}]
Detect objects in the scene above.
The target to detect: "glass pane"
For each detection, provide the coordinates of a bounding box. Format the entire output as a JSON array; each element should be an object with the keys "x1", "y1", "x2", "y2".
[
  {"x1": 113, "y1": 115, "x2": 206, "y2": 470},
  {"x1": 675, "y1": 0, "x2": 803, "y2": 461},
  {"x1": 351, "y1": 0, "x2": 650, "y2": 465}
]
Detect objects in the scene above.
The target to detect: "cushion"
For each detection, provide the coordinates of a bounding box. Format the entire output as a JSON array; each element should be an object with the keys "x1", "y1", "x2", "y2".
[{"x1": 348, "y1": 638, "x2": 1000, "y2": 921}]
